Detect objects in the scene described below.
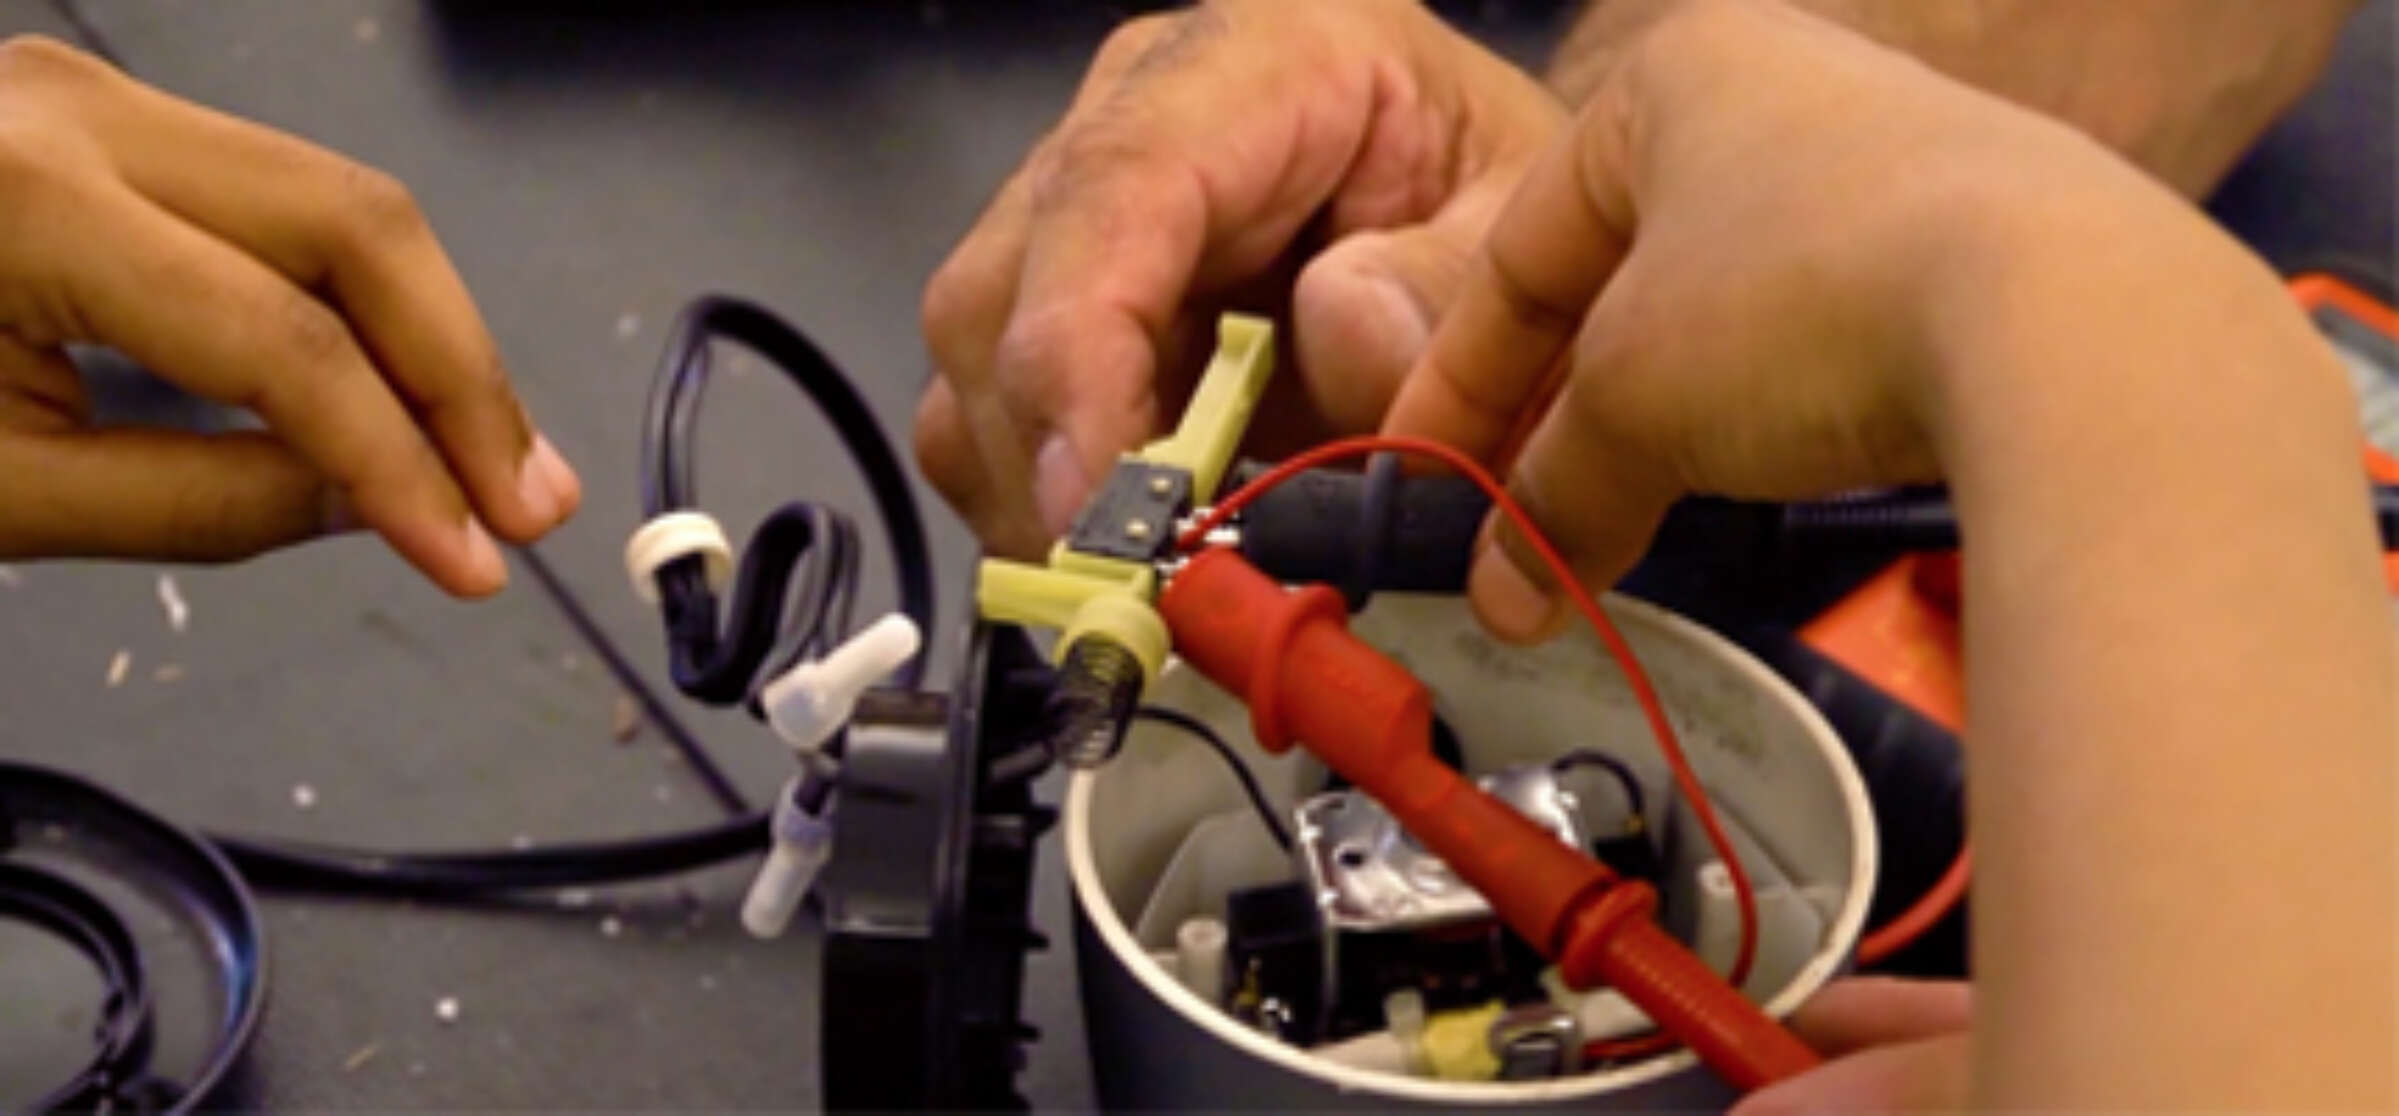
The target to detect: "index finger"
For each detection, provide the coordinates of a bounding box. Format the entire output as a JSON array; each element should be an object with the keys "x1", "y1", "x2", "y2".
[
  {"x1": 998, "y1": 11, "x2": 1382, "y2": 529},
  {"x1": 64, "y1": 184, "x2": 504, "y2": 596},
  {"x1": 75, "y1": 67, "x2": 575, "y2": 543},
  {"x1": 1380, "y1": 99, "x2": 1640, "y2": 462}
]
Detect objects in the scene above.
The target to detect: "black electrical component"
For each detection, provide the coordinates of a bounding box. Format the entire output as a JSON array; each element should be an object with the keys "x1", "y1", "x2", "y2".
[
  {"x1": 1063, "y1": 460, "x2": 1193, "y2": 562},
  {"x1": 1321, "y1": 923, "x2": 1550, "y2": 1044},
  {"x1": 1224, "y1": 880, "x2": 1327, "y2": 1044}
]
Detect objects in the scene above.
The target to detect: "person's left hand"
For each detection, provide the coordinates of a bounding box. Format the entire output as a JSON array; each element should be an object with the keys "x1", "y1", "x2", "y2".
[
  {"x1": 0, "y1": 37, "x2": 578, "y2": 596},
  {"x1": 1730, "y1": 977, "x2": 1971, "y2": 1113}
]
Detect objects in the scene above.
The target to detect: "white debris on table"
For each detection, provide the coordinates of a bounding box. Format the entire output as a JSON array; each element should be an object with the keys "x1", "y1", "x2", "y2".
[
  {"x1": 434, "y1": 996, "x2": 460, "y2": 1024},
  {"x1": 599, "y1": 914, "x2": 624, "y2": 938},
  {"x1": 156, "y1": 573, "x2": 189, "y2": 633},
  {"x1": 291, "y1": 783, "x2": 318, "y2": 810},
  {"x1": 342, "y1": 1041, "x2": 382, "y2": 1072},
  {"x1": 153, "y1": 664, "x2": 185, "y2": 684},
  {"x1": 612, "y1": 694, "x2": 644, "y2": 743},
  {"x1": 105, "y1": 650, "x2": 131, "y2": 688},
  {"x1": 615, "y1": 312, "x2": 641, "y2": 341}
]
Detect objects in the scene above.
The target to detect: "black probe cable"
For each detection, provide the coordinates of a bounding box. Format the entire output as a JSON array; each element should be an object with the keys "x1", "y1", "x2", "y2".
[{"x1": 1228, "y1": 466, "x2": 2399, "y2": 593}]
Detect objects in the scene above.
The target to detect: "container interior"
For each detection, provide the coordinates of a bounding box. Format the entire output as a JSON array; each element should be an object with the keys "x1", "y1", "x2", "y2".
[{"x1": 1069, "y1": 592, "x2": 1877, "y2": 1096}]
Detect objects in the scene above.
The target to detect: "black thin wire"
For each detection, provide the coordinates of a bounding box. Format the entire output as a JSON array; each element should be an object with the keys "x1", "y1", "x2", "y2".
[
  {"x1": 47, "y1": 0, "x2": 125, "y2": 68},
  {"x1": 516, "y1": 544, "x2": 753, "y2": 817},
  {"x1": 211, "y1": 815, "x2": 768, "y2": 900},
  {"x1": 1551, "y1": 748, "x2": 1648, "y2": 825},
  {"x1": 1133, "y1": 706, "x2": 1293, "y2": 852}
]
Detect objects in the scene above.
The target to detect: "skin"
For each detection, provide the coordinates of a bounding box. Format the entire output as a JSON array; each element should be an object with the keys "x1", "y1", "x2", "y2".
[
  {"x1": 1381, "y1": 0, "x2": 2395, "y2": 1105},
  {"x1": 916, "y1": 0, "x2": 1563, "y2": 557},
  {"x1": 0, "y1": 37, "x2": 578, "y2": 596},
  {"x1": 1551, "y1": 0, "x2": 2365, "y2": 198},
  {"x1": 916, "y1": 0, "x2": 2364, "y2": 558}
]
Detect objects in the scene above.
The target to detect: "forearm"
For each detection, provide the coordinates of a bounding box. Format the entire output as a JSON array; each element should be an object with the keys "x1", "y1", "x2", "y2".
[{"x1": 1928, "y1": 195, "x2": 2396, "y2": 1106}]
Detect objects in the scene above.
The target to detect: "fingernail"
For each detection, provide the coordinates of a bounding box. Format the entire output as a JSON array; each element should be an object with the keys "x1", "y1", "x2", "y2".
[
  {"x1": 517, "y1": 434, "x2": 575, "y2": 525},
  {"x1": 1469, "y1": 544, "x2": 1562, "y2": 643},
  {"x1": 1034, "y1": 434, "x2": 1090, "y2": 538},
  {"x1": 459, "y1": 517, "x2": 507, "y2": 593}
]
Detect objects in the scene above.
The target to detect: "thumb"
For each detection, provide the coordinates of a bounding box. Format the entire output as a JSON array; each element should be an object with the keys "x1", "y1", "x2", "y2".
[
  {"x1": 0, "y1": 427, "x2": 351, "y2": 564},
  {"x1": 1466, "y1": 350, "x2": 1685, "y2": 643},
  {"x1": 1292, "y1": 175, "x2": 1520, "y2": 434},
  {"x1": 1732, "y1": 1033, "x2": 1972, "y2": 1115}
]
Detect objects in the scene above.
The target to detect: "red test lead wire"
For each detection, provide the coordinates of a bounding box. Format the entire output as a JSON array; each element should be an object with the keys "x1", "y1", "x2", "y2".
[
  {"x1": 1181, "y1": 434, "x2": 1761, "y2": 988},
  {"x1": 1158, "y1": 546, "x2": 1819, "y2": 1090}
]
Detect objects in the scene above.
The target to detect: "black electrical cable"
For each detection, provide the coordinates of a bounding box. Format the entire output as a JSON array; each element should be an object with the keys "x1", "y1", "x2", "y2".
[
  {"x1": 655, "y1": 502, "x2": 859, "y2": 706},
  {"x1": 1551, "y1": 748, "x2": 1648, "y2": 824},
  {"x1": 210, "y1": 816, "x2": 769, "y2": 900},
  {"x1": 207, "y1": 544, "x2": 776, "y2": 896},
  {"x1": 639, "y1": 295, "x2": 936, "y2": 702},
  {"x1": 47, "y1": 0, "x2": 125, "y2": 68},
  {"x1": 189, "y1": 298, "x2": 947, "y2": 900},
  {"x1": 1132, "y1": 706, "x2": 1293, "y2": 852},
  {"x1": 517, "y1": 543, "x2": 753, "y2": 818}
]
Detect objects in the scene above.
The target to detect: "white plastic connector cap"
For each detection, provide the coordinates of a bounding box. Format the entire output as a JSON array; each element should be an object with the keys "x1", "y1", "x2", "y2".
[
  {"x1": 742, "y1": 779, "x2": 834, "y2": 939},
  {"x1": 625, "y1": 511, "x2": 735, "y2": 604},
  {"x1": 1175, "y1": 916, "x2": 1228, "y2": 1003},
  {"x1": 1384, "y1": 988, "x2": 1430, "y2": 1076},
  {"x1": 759, "y1": 613, "x2": 922, "y2": 753}
]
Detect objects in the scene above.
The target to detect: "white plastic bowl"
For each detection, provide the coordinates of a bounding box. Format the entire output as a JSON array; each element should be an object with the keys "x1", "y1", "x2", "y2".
[{"x1": 1065, "y1": 592, "x2": 1877, "y2": 1110}]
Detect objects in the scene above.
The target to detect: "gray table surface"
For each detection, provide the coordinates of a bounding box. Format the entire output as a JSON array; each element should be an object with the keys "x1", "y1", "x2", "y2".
[{"x1": 0, "y1": 0, "x2": 2384, "y2": 1110}]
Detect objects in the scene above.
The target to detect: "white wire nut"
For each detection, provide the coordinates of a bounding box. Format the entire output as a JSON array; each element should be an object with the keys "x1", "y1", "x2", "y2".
[
  {"x1": 759, "y1": 613, "x2": 922, "y2": 754},
  {"x1": 624, "y1": 511, "x2": 736, "y2": 605},
  {"x1": 741, "y1": 778, "x2": 835, "y2": 939}
]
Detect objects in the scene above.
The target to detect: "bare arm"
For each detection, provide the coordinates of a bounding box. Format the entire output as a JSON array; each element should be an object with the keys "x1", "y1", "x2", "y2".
[
  {"x1": 1382, "y1": 1, "x2": 2395, "y2": 1101},
  {"x1": 1936, "y1": 196, "x2": 2396, "y2": 1106}
]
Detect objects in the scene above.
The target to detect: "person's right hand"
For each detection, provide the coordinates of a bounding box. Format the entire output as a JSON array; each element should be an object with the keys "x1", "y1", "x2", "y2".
[
  {"x1": 915, "y1": 0, "x2": 1563, "y2": 557},
  {"x1": 1381, "y1": 0, "x2": 2269, "y2": 641}
]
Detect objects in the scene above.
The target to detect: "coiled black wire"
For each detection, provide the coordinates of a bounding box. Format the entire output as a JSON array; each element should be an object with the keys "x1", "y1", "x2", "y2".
[
  {"x1": 642, "y1": 295, "x2": 935, "y2": 701},
  {"x1": 208, "y1": 297, "x2": 938, "y2": 898}
]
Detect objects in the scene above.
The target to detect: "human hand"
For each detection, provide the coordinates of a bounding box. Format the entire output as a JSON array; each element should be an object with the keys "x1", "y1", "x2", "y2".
[
  {"x1": 0, "y1": 37, "x2": 579, "y2": 597},
  {"x1": 1730, "y1": 977, "x2": 1972, "y2": 1114},
  {"x1": 1381, "y1": 0, "x2": 2208, "y2": 640},
  {"x1": 915, "y1": 0, "x2": 1563, "y2": 556},
  {"x1": 1550, "y1": 0, "x2": 2362, "y2": 196}
]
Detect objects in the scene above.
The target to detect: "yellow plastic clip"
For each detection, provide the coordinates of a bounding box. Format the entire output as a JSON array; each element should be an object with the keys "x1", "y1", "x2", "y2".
[
  {"x1": 972, "y1": 313, "x2": 1277, "y2": 686},
  {"x1": 1134, "y1": 313, "x2": 1275, "y2": 504}
]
